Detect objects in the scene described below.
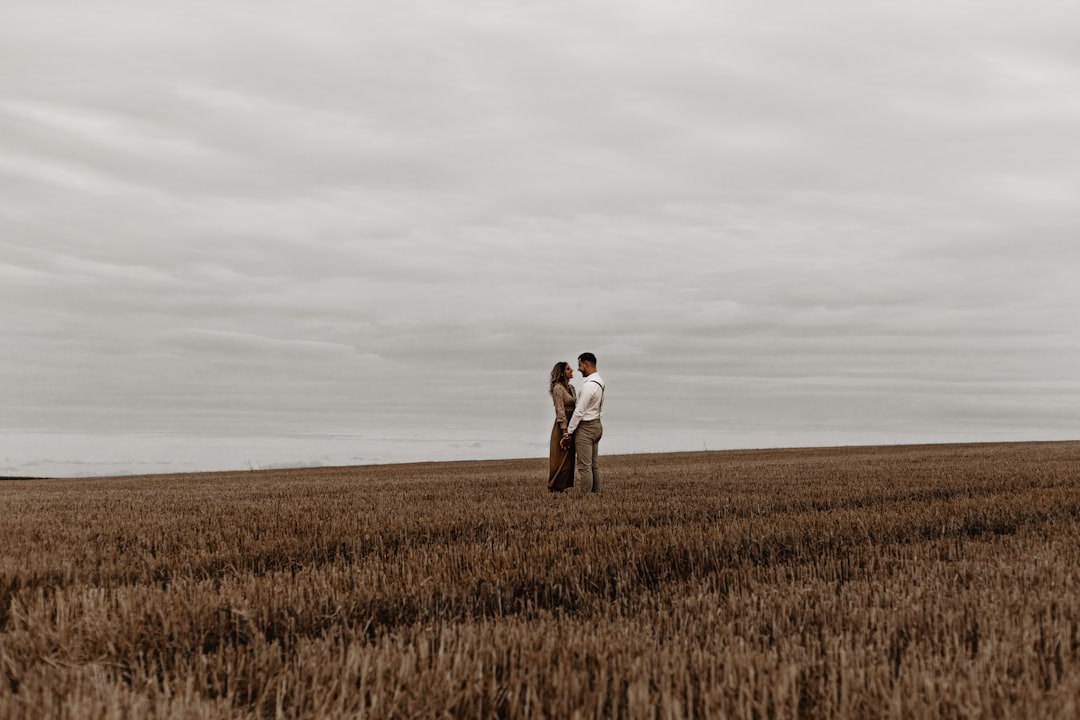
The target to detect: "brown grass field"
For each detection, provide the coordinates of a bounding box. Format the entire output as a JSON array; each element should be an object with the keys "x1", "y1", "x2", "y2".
[{"x1": 2, "y1": 440, "x2": 1079, "y2": 718}]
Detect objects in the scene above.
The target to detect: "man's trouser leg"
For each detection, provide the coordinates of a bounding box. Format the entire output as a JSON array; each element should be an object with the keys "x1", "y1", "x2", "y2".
[{"x1": 574, "y1": 420, "x2": 603, "y2": 493}]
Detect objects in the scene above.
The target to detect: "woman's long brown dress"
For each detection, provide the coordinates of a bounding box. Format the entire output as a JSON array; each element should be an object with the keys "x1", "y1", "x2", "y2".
[{"x1": 548, "y1": 383, "x2": 577, "y2": 492}]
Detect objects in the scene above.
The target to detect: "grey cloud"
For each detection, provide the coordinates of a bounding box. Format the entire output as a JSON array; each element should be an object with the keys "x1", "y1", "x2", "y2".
[
  {"x1": 152, "y1": 328, "x2": 372, "y2": 360},
  {"x1": 2, "y1": 0, "x2": 1078, "y2": 475}
]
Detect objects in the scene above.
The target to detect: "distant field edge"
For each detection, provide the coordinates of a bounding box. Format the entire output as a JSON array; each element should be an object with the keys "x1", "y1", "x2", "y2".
[{"x1": 16, "y1": 438, "x2": 1078, "y2": 483}]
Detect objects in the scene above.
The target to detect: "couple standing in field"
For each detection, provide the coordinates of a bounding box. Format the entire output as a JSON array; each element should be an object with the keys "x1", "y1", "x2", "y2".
[{"x1": 548, "y1": 352, "x2": 605, "y2": 494}]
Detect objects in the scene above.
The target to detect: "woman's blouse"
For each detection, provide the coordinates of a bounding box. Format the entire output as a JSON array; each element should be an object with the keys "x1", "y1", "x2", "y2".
[{"x1": 552, "y1": 383, "x2": 577, "y2": 432}]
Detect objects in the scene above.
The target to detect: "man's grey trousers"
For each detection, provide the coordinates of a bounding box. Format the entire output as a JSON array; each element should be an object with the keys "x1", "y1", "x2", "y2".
[{"x1": 574, "y1": 419, "x2": 603, "y2": 493}]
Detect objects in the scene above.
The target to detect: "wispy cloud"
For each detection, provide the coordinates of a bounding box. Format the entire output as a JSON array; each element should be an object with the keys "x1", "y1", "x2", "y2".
[{"x1": 2, "y1": 0, "x2": 1078, "y2": 475}]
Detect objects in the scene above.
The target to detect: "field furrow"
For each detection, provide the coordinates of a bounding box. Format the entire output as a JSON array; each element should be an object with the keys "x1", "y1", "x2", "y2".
[{"x1": 2, "y1": 441, "x2": 1078, "y2": 718}]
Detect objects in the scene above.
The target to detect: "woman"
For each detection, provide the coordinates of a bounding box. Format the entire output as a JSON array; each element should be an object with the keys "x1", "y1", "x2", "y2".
[{"x1": 548, "y1": 361, "x2": 577, "y2": 492}]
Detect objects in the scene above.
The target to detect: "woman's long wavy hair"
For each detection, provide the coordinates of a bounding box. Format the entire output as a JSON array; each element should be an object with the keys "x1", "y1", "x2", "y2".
[{"x1": 549, "y1": 361, "x2": 571, "y2": 396}]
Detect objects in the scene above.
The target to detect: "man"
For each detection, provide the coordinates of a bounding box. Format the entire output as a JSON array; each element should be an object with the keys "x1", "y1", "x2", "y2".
[{"x1": 563, "y1": 352, "x2": 605, "y2": 494}]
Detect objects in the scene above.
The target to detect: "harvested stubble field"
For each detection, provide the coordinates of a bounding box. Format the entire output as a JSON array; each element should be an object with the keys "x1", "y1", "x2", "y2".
[{"x1": 2, "y1": 441, "x2": 1079, "y2": 719}]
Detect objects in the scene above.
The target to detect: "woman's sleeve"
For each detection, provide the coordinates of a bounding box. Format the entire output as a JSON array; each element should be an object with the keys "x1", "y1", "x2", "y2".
[{"x1": 553, "y1": 386, "x2": 569, "y2": 430}]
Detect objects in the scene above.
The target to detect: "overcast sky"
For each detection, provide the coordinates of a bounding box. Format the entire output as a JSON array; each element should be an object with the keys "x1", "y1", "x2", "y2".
[{"x1": 3, "y1": 1, "x2": 1078, "y2": 477}]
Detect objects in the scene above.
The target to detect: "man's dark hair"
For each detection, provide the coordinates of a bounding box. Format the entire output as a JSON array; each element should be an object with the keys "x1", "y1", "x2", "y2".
[{"x1": 578, "y1": 352, "x2": 597, "y2": 366}]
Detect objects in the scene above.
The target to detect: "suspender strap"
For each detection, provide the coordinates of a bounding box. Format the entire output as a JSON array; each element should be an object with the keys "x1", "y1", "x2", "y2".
[{"x1": 586, "y1": 379, "x2": 605, "y2": 413}]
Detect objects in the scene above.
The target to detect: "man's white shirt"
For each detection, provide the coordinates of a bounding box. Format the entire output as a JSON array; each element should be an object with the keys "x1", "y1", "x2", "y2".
[{"x1": 566, "y1": 373, "x2": 605, "y2": 435}]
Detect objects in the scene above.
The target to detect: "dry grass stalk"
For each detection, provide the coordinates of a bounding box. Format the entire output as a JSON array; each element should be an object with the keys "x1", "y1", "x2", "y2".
[{"x1": 2, "y1": 441, "x2": 1079, "y2": 718}]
